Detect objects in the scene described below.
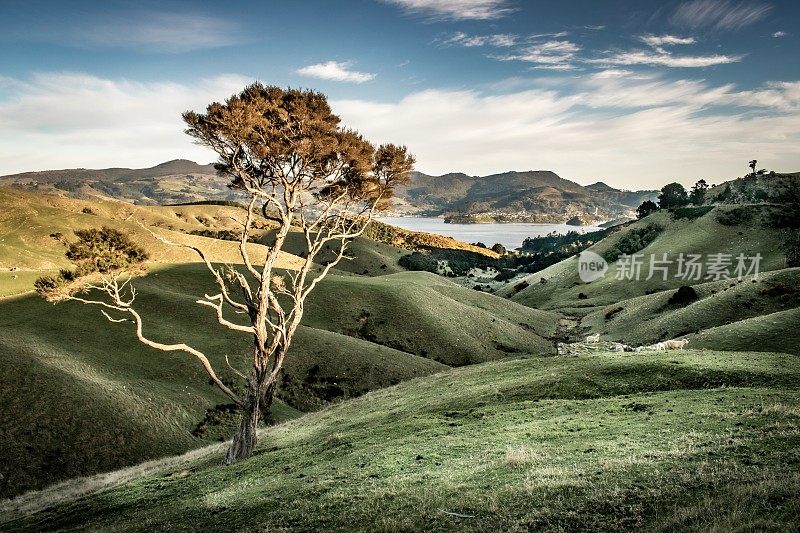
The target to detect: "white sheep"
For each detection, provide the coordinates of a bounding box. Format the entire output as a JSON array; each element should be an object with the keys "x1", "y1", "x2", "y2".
[
  {"x1": 585, "y1": 333, "x2": 600, "y2": 343},
  {"x1": 664, "y1": 339, "x2": 690, "y2": 350}
]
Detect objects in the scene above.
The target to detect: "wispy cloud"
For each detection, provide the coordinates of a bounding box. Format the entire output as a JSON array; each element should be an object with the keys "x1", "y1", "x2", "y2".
[
  {"x1": 334, "y1": 76, "x2": 800, "y2": 186},
  {"x1": 773, "y1": 30, "x2": 787, "y2": 37},
  {"x1": 296, "y1": 61, "x2": 376, "y2": 83},
  {"x1": 381, "y1": 0, "x2": 514, "y2": 21},
  {"x1": 440, "y1": 32, "x2": 518, "y2": 47},
  {"x1": 671, "y1": 0, "x2": 772, "y2": 30},
  {"x1": 591, "y1": 69, "x2": 655, "y2": 80},
  {"x1": 531, "y1": 31, "x2": 570, "y2": 39},
  {"x1": 2, "y1": 71, "x2": 799, "y2": 188},
  {"x1": 590, "y1": 49, "x2": 742, "y2": 68},
  {"x1": 0, "y1": 73, "x2": 250, "y2": 173},
  {"x1": 585, "y1": 25, "x2": 606, "y2": 30},
  {"x1": 27, "y1": 12, "x2": 243, "y2": 53},
  {"x1": 640, "y1": 34, "x2": 697, "y2": 47},
  {"x1": 493, "y1": 40, "x2": 581, "y2": 70}
]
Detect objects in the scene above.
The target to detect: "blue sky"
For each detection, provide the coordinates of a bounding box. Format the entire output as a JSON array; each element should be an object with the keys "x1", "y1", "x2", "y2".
[{"x1": 0, "y1": 0, "x2": 798, "y2": 188}]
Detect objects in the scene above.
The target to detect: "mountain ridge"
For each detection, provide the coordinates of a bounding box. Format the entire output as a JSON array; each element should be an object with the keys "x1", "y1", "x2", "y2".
[
  {"x1": 0, "y1": 160, "x2": 658, "y2": 223},
  {"x1": 394, "y1": 169, "x2": 657, "y2": 224}
]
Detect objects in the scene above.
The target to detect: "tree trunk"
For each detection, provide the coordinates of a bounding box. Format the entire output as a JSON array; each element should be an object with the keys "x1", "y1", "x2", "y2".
[
  {"x1": 259, "y1": 375, "x2": 279, "y2": 423},
  {"x1": 223, "y1": 388, "x2": 260, "y2": 465}
]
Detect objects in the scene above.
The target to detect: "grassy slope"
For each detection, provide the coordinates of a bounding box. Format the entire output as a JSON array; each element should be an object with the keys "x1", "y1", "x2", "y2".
[
  {"x1": 301, "y1": 271, "x2": 558, "y2": 365},
  {"x1": 580, "y1": 268, "x2": 800, "y2": 352},
  {"x1": 499, "y1": 208, "x2": 785, "y2": 314},
  {"x1": 0, "y1": 187, "x2": 298, "y2": 280},
  {"x1": 278, "y1": 231, "x2": 411, "y2": 277},
  {"x1": 0, "y1": 264, "x2": 558, "y2": 498},
  {"x1": 3, "y1": 350, "x2": 798, "y2": 531}
]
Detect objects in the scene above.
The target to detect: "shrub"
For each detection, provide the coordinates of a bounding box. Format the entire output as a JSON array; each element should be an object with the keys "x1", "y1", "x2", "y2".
[
  {"x1": 636, "y1": 200, "x2": 659, "y2": 219},
  {"x1": 605, "y1": 306, "x2": 624, "y2": 320},
  {"x1": 671, "y1": 206, "x2": 714, "y2": 221},
  {"x1": 81, "y1": 207, "x2": 96, "y2": 215},
  {"x1": 781, "y1": 229, "x2": 800, "y2": 267},
  {"x1": 491, "y1": 243, "x2": 507, "y2": 255},
  {"x1": 716, "y1": 206, "x2": 755, "y2": 226},
  {"x1": 603, "y1": 224, "x2": 663, "y2": 262},
  {"x1": 36, "y1": 227, "x2": 148, "y2": 300},
  {"x1": 398, "y1": 252, "x2": 439, "y2": 273},
  {"x1": 190, "y1": 229, "x2": 242, "y2": 241},
  {"x1": 667, "y1": 285, "x2": 699, "y2": 307},
  {"x1": 34, "y1": 275, "x2": 67, "y2": 294},
  {"x1": 66, "y1": 227, "x2": 149, "y2": 275},
  {"x1": 768, "y1": 182, "x2": 800, "y2": 229},
  {"x1": 511, "y1": 280, "x2": 529, "y2": 294},
  {"x1": 493, "y1": 268, "x2": 517, "y2": 282}
]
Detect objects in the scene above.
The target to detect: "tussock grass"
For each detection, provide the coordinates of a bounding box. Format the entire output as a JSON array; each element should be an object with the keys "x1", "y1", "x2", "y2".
[
  {"x1": 2, "y1": 350, "x2": 798, "y2": 531},
  {"x1": 0, "y1": 263, "x2": 556, "y2": 498}
]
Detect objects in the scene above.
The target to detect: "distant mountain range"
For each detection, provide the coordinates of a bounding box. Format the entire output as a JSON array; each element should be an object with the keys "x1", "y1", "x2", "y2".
[
  {"x1": 394, "y1": 170, "x2": 658, "y2": 224},
  {"x1": 0, "y1": 161, "x2": 658, "y2": 224},
  {"x1": 0, "y1": 160, "x2": 229, "y2": 205}
]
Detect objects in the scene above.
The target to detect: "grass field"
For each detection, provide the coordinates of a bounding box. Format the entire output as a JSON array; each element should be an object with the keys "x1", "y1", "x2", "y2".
[
  {"x1": 0, "y1": 262, "x2": 559, "y2": 498},
  {"x1": 0, "y1": 187, "x2": 299, "y2": 272},
  {"x1": 2, "y1": 187, "x2": 799, "y2": 529},
  {"x1": 2, "y1": 349, "x2": 798, "y2": 531},
  {"x1": 499, "y1": 207, "x2": 786, "y2": 314},
  {"x1": 579, "y1": 268, "x2": 800, "y2": 352}
]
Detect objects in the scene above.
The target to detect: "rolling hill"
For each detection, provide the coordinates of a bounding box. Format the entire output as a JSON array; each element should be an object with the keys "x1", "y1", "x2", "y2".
[
  {"x1": 3, "y1": 349, "x2": 798, "y2": 531},
  {"x1": 496, "y1": 203, "x2": 799, "y2": 353},
  {"x1": 0, "y1": 188, "x2": 562, "y2": 498},
  {"x1": 2, "y1": 182, "x2": 799, "y2": 530}
]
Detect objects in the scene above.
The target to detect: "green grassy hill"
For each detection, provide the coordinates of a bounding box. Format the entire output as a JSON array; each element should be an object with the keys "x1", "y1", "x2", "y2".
[
  {"x1": 0, "y1": 262, "x2": 558, "y2": 498},
  {"x1": 579, "y1": 268, "x2": 800, "y2": 352},
  {"x1": 278, "y1": 231, "x2": 411, "y2": 277},
  {"x1": 0, "y1": 187, "x2": 299, "y2": 286},
  {"x1": 499, "y1": 207, "x2": 786, "y2": 314},
  {"x1": 3, "y1": 349, "x2": 798, "y2": 531},
  {"x1": 301, "y1": 271, "x2": 558, "y2": 366}
]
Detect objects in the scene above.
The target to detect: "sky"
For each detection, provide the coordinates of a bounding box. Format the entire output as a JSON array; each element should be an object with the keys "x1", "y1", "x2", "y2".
[{"x1": 0, "y1": 0, "x2": 798, "y2": 189}]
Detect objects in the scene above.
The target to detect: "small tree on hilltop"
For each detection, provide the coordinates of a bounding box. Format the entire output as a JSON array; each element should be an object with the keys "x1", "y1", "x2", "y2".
[
  {"x1": 689, "y1": 179, "x2": 709, "y2": 206},
  {"x1": 748, "y1": 159, "x2": 757, "y2": 177},
  {"x1": 658, "y1": 182, "x2": 689, "y2": 209},
  {"x1": 636, "y1": 200, "x2": 659, "y2": 219},
  {"x1": 37, "y1": 84, "x2": 414, "y2": 465}
]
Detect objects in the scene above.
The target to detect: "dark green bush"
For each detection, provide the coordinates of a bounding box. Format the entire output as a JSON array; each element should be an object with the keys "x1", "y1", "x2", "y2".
[
  {"x1": 716, "y1": 206, "x2": 755, "y2": 226},
  {"x1": 671, "y1": 206, "x2": 714, "y2": 220},
  {"x1": 781, "y1": 230, "x2": 800, "y2": 267},
  {"x1": 603, "y1": 224, "x2": 663, "y2": 262},
  {"x1": 667, "y1": 286, "x2": 699, "y2": 307}
]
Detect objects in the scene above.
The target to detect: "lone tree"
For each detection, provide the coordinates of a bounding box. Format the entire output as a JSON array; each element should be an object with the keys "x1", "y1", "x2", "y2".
[
  {"x1": 658, "y1": 182, "x2": 689, "y2": 209},
  {"x1": 636, "y1": 200, "x2": 659, "y2": 219},
  {"x1": 37, "y1": 84, "x2": 414, "y2": 465},
  {"x1": 689, "y1": 179, "x2": 709, "y2": 206}
]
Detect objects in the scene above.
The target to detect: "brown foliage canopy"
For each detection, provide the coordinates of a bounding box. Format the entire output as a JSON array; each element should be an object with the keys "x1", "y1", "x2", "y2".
[{"x1": 182, "y1": 84, "x2": 414, "y2": 211}]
